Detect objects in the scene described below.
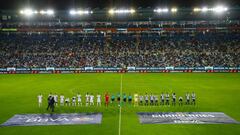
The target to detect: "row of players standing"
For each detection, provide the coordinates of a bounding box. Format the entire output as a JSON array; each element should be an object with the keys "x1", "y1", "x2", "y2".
[
  {"x1": 137, "y1": 92, "x2": 196, "y2": 106},
  {"x1": 38, "y1": 92, "x2": 196, "y2": 110}
]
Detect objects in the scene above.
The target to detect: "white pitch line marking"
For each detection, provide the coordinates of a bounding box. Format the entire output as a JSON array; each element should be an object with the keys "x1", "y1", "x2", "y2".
[{"x1": 119, "y1": 74, "x2": 123, "y2": 135}]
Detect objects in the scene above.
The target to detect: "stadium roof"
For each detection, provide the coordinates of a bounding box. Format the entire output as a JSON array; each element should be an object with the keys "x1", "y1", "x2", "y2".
[
  {"x1": 1, "y1": 7, "x2": 240, "y2": 22},
  {"x1": 1, "y1": 0, "x2": 240, "y2": 22},
  {"x1": 0, "y1": 0, "x2": 240, "y2": 10}
]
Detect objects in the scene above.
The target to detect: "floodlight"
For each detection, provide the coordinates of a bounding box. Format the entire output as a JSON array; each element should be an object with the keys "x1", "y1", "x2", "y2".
[
  {"x1": 39, "y1": 9, "x2": 54, "y2": 15},
  {"x1": 40, "y1": 10, "x2": 46, "y2": 14},
  {"x1": 34, "y1": 10, "x2": 38, "y2": 14},
  {"x1": 69, "y1": 9, "x2": 93, "y2": 15},
  {"x1": 108, "y1": 9, "x2": 135, "y2": 15},
  {"x1": 69, "y1": 10, "x2": 76, "y2": 15},
  {"x1": 193, "y1": 8, "x2": 201, "y2": 12},
  {"x1": 193, "y1": 5, "x2": 228, "y2": 13},
  {"x1": 19, "y1": 8, "x2": 39, "y2": 16},
  {"x1": 46, "y1": 9, "x2": 54, "y2": 15},
  {"x1": 108, "y1": 9, "x2": 114, "y2": 14},
  {"x1": 77, "y1": 10, "x2": 90, "y2": 15},
  {"x1": 202, "y1": 7, "x2": 208, "y2": 12},
  {"x1": 171, "y1": 8, "x2": 178, "y2": 13},
  {"x1": 154, "y1": 8, "x2": 169, "y2": 13},
  {"x1": 213, "y1": 5, "x2": 228, "y2": 13}
]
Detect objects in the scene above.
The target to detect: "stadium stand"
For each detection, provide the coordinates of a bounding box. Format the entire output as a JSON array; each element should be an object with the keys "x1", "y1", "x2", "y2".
[{"x1": 0, "y1": 27, "x2": 239, "y2": 68}]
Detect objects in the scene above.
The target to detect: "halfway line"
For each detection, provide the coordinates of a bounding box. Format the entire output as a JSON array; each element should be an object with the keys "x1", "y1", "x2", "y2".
[{"x1": 118, "y1": 74, "x2": 123, "y2": 135}]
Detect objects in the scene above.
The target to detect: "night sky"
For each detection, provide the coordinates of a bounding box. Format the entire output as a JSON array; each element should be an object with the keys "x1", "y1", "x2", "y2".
[{"x1": 0, "y1": 0, "x2": 239, "y2": 10}]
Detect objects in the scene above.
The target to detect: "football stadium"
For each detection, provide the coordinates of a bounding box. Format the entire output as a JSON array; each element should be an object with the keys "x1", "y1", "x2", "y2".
[{"x1": 0, "y1": 0, "x2": 240, "y2": 135}]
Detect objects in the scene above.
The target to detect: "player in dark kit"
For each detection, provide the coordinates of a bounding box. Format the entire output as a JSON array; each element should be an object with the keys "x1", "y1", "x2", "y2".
[
  {"x1": 128, "y1": 94, "x2": 132, "y2": 104},
  {"x1": 46, "y1": 93, "x2": 52, "y2": 110},
  {"x1": 160, "y1": 92, "x2": 164, "y2": 105},
  {"x1": 145, "y1": 93, "x2": 149, "y2": 106},
  {"x1": 123, "y1": 93, "x2": 127, "y2": 104},
  {"x1": 111, "y1": 94, "x2": 115, "y2": 104},
  {"x1": 179, "y1": 96, "x2": 183, "y2": 106},
  {"x1": 139, "y1": 95, "x2": 143, "y2": 105},
  {"x1": 117, "y1": 93, "x2": 121, "y2": 105},
  {"x1": 191, "y1": 92, "x2": 196, "y2": 105},
  {"x1": 165, "y1": 92, "x2": 170, "y2": 106},
  {"x1": 154, "y1": 94, "x2": 158, "y2": 106},
  {"x1": 172, "y1": 93, "x2": 176, "y2": 106},
  {"x1": 150, "y1": 94, "x2": 154, "y2": 106}
]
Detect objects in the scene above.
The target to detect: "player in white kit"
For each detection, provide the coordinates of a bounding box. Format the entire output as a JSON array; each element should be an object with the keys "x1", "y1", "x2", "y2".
[
  {"x1": 186, "y1": 92, "x2": 190, "y2": 105},
  {"x1": 86, "y1": 93, "x2": 90, "y2": 106},
  {"x1": 77, "y1": 93, "x2": 82, "y2": 106},
  {"x1": 72, "y1": 96, "x2": 76, "y2": 106},
  {"x1": 65, "y1": 97, "x2": 70, "y2": 106},
  {"x1": 53, "y1": 94, "x2": 58, "y2": 106},
  {"x1": 38, "y1": 93, "x2": 43, "y2": 107},
  {"x1": 60, "y1": 94, "x2": 65, "y2": 106},
  {"x1": 90, "y1": 94, "x2": 94, "y2": 106},
  {"x1": 97, "y1": 93, "x2": 101, "y2": 106}
]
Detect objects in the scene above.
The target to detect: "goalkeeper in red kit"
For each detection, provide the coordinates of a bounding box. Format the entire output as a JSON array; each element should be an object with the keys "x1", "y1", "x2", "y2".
[{"x1": 105, "y1": 92, "x2": 110, "y2": 107}]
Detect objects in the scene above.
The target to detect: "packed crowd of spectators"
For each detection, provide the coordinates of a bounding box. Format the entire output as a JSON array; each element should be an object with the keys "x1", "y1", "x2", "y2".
[
  {"x1": 1, "y1": 21, "x2": 240, "y2": 29},
  {"x1": 0, "y1": 32, "x2": 239, "y2": 68}
]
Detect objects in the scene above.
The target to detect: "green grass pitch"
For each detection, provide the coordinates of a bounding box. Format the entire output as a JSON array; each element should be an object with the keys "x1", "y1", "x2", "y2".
[{"x1": 0, "y1": 73, "x2": 240, "y2": 135}]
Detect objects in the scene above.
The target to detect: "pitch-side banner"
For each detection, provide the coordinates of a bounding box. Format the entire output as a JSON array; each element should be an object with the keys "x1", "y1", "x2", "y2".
[
  {"x1": 1, "y1": 113, "x2": 102, "y2": 126},
  {"x1": 137, "y1": 112, "x2": 239, "y2": 124}
]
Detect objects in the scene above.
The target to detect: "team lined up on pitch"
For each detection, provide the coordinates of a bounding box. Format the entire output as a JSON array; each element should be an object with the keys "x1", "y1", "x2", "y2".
[{"x1": 38, "y1": 92, "x2": 196, "y2": 112}]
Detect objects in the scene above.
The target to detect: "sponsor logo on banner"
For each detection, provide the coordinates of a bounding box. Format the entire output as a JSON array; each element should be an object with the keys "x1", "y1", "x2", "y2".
[
  {"x1": 7, "y1": 67, "x2": 16, "y2": 71},
  {"x1": 137, "y1": 112, "x2": 239, "y2": 124},
  {"x1": 127, "y1": 67, "x2": 136, "y2": 71},
  {"x1": 85, "y1": 67, "x2": 94, "y2": 71},
  {"x1": 205, "y1": 66, "x2": 213, "y2": 70},
  {"x1": 46, "y1": 67, "x2": 55, "y2": 71},
  {"x1": 165, "y1": 66, "x2": 174, "y2": 70},
  {"x1": 1, "y1": 113, "x2": 102, "y2": 126}
]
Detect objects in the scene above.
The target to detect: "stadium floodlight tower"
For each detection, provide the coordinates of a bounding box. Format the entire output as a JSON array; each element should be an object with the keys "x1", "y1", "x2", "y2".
[
  {"x1": 69, "y1": 9, "x2": 93, "y2": 15},
  {"x1": 108, "y1": 8, "x2": 136, "y2": 15}
]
